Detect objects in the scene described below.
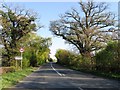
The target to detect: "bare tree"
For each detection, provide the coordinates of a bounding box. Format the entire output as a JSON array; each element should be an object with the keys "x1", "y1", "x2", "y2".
[{"x1": 50, "y1": 1, "x2": 117, "y2": 58}]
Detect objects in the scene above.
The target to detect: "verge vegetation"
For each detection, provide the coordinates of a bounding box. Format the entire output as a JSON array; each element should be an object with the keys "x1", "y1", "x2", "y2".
[
  {"x1": 0, "y1": 67, "x2": 37, "y2": 89},
  {"x1": 51, "y1": 1, "x2": 119, "y2": 80},
  {"x1": 0, "y1": 4, "x2": 51, "y2": 88},
  {"x1": 55, "y1": 41, "x2": 120, "y2": 80}
]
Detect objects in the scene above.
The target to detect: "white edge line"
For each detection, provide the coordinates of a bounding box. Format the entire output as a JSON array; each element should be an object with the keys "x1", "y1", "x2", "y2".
[
  {"x1": 51, "y1": 63, "x2": 63, "y2": 76},
  {"x1": 78, "y1": 87, "x2": 84, "y2": 90}
]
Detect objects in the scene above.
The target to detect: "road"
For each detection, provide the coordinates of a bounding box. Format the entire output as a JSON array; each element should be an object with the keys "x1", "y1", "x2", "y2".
[{"x1": 10, "y1": 62, "x2": 120, "y2": 90}]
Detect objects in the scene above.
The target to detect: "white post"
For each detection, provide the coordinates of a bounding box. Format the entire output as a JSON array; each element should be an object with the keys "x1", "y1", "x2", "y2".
[
  {"x1": 21, "y1": 52, "x2": 22, "y2": 70},
  {"x1": 16, "y1": 59, "x2": 17, "y2": 69},
  {"x1": 20, "y1": 47, "x2": 24, "y2": 70}
]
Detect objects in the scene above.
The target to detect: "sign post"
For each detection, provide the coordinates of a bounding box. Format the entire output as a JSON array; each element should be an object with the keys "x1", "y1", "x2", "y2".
[
  {"x1": 15, "y1": 56, "x2": 22, "y2": 69},
  {"x1": 20, "y1": 48, "x2": 24, "y2": 70}
]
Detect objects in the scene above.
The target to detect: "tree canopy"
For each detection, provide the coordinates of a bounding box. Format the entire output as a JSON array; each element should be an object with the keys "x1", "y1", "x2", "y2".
[
  {"x1": 0, "y1": 4, "x2": 42, "y2": 66},
  {"x1": 22, "y1": 33, "x2": 52, "y2": 67},
  {"x1": 50, "y1": 1, "x2": 117, "y2": 57}
]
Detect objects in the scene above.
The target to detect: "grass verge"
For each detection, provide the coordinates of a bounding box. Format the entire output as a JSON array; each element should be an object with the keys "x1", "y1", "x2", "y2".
[
  {"x1": 59, "y1": 64, "x2": 120, "y2": 80},
  {"x1": 70, "y1": 66, "x2": 120, "y2": 80},
  {"x1": 0, "y1": 67, "x2": 37, "y2": 89}
]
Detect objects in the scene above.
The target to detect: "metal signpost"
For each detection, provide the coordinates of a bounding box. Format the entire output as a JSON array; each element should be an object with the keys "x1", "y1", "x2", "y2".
[{"x1": 20, "y1": 48, "x2": 24, "y2": 70}]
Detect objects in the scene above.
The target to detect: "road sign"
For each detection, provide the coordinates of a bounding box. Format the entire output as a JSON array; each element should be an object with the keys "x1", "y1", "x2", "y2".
[
  {"x1": 15, "y1": 56, "x2": 22, "y2": 60},
  {"x1": 20, "y1": 48, "x2": 24, "y2": 52}
]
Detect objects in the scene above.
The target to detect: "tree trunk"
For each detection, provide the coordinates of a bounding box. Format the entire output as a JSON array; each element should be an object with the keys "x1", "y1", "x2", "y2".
[{"x1": 80, "y1": 50, "x2": 94, "y2": 70}]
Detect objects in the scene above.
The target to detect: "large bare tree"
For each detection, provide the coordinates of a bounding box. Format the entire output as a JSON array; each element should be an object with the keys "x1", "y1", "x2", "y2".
[{"x1": 50, "y1": 1, "x2": 117, "y2": 57}]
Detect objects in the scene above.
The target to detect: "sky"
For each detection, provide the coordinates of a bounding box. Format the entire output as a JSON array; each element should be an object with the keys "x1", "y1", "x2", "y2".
[{"x1": 1, "y1": 1, "x2": 118, "y2": 59}]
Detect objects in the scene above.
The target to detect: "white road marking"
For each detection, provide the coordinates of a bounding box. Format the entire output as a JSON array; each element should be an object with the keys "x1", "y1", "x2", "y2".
[
  {"x1": 78, "y1": 87, "x2": 84, "y2": 90},
  {"x1": 19, "y1": 81, "x2": 48, "y2": 84},
  {"x1": 50, "y1": 63, "x2": 64, "y2": 76},
  {"x1": 62, "y1": 74, "x2": 65, "y2": 76}
]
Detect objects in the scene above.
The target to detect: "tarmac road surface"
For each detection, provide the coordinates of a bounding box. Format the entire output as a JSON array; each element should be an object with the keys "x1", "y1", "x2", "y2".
[{"x1": 6, "y1": 62, "x2": 120, "y2": 90}]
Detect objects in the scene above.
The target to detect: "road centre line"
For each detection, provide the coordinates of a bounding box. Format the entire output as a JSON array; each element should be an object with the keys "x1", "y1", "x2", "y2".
[{"x1": 50, "y1": 63, "x2": 64, "y2": 76}]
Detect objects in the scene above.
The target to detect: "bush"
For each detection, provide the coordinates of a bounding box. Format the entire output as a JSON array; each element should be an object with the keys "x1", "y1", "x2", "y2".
[
  {"x1": 55, "y1": 49, "x2": 82, "y2": 67},
  {"x1": 23, "y1": 50, "x2": 37, "y2": 67},
  {"x1": 77, "y1": 57, "x2": 91, "y2": 70},
  {"x1": 55, "y1": 49, "x2": 72, "y2": 65},
  {"x1": 29, "y1": 52, "x2": 37, "y2": 67},
  {"x1": 22, "y1": 58, "x2": 30, "y2": 68},
  {"x1": 95, "y1": 41, "x2": 119, "y2": 73}
]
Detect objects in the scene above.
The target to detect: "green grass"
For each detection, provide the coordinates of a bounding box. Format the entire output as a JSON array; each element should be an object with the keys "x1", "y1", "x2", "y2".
[
  {"x1": 70, "y1": 66, "x2": 120, "y2": 80},
  {"x1": 0, "y1": 67, "x2": 37, "y2": 89},
  {"x1": 61, "y1": 64, "x2": 120, "y2": 80}
]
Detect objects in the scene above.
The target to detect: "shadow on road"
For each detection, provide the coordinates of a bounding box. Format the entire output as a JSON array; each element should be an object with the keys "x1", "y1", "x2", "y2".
[{"x1": 2, "y1": 63, "x2": 120, "y2": 90}]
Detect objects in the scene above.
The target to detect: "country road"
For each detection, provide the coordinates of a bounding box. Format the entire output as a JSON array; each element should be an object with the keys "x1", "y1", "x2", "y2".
[{"x1": 9, "y1": 62, "x2": 120, "y2": 90}]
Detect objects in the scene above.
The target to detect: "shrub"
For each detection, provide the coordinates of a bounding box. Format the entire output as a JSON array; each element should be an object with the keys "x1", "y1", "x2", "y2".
[
  {"x1": 22, "y1": 58, "x2": 30, "y2": 68},
  {"x1": 55, "y1": 49, "x2": 72, "y2": 65},
  {"x1": 95, "y1": 41, "x2": 119, "y2": 73},
  {"x1": 55, "y1": 49, "x2": 82, "y2": 68},
  {"x1": 29, "y1": 52, "x2": 37, "y2": 67}
]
